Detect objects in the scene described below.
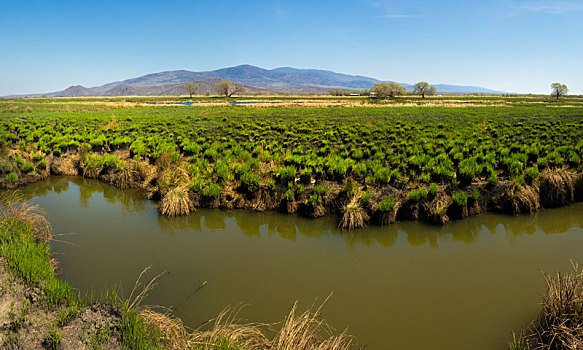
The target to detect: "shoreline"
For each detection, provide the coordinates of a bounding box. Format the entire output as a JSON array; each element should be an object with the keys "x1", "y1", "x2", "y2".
[{"x1": 2, "y1": 149, "x2": 582, "y2": 230}]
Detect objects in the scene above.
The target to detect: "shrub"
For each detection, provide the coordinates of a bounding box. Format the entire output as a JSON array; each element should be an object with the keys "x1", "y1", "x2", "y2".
[
  {"x1": 6, "y1": 172, "x2": 18, "y2": 183},
  {"x1": 202, "y1": 183, "x2": 222, "y2": 199},
  {"x1": 378, "y1": 196, "x2": 396, "y2": 213},
  {"x1": 452, "y1": 191, "x2": 468, "y2": 207},
  {"x1": 407, "y1": 188, "x2": 427, "y2": 202}
]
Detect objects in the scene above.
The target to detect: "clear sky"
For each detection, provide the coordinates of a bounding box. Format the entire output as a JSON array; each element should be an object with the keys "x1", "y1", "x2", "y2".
[{"x1": 1, "y1": 0, "x2": 581, "y2": 95}]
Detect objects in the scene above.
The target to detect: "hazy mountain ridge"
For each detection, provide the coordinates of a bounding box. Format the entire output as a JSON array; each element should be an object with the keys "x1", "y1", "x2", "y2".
[{"x1": 6, "y1": 64, "x2": 506, "y2": 97}]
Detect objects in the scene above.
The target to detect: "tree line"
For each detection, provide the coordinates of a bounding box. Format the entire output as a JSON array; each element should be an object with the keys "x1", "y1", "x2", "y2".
[{"x1": 183, "y1": 80, "x2": 570, "y2": 99}]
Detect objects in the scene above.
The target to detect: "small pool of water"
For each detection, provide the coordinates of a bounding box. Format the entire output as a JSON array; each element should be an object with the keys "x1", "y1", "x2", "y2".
[{"x1": 11, "y1": 176, "x2": 583, "y2": 349}]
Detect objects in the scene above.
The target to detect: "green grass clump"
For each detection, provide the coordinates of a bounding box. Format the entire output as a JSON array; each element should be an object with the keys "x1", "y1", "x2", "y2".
[
  {"x1": 6, "y1": 172, "x2": 18, "y2": 183},
  {"x1": 202, "y1": 183, "x2": 222, "y2": 199},
  {"x1": 21, "y1": 162, "x2": 34, "y2": 173},
  {"x1": 0, "y1": 219, "x2": 74, "y2": 308},
  {"x1": 452, "y1": 191, "x2": 468, "y2": 207},
  {"x1": 525, "y1": 166, "x2": 540, "y2": 184},
  {"x1": 277, "y1": 165, "x2": 297, "y2": 183},
  {"x1": 378, "y1": 196, "x2": 396, "y2": 213},
  {"x1": 240, "y1": 171, "x2": 261, "y2": 193},
  {"x1": 407, "y1": 188, "x2": 427, "y2": 202}
]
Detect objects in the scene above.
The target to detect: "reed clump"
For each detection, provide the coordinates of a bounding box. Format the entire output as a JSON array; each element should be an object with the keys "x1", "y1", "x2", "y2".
[
  {"x1": 338, "y1": 197, "x2": 369, "y2": 230},
  {"x1": 511, "y1": 264, "x2": 583, "y2": 350},
  {"x1": 159, "y1": 186, "x2": 194, "y2": 216}
]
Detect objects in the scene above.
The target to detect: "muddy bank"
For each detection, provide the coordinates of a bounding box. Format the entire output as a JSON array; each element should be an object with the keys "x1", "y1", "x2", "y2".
[
  {"x1": 0, "y1": 262, "x2": 123, "y2": 349},
  {"x1": 1, "y1": 149, "x2": 582, "y2": 230}
]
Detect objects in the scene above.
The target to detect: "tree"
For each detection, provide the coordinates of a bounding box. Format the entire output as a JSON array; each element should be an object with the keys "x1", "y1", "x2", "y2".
[
  {"x1": 551, "y1": 83, "x2": 568, "y2": 100},
  {"x1": 372, "y1": 82, "x2": 406, "y2": 99},
  {"x1": 214, "y1": 81, "x2": 247, "y2": 97},
  {"x1": 413, "y1": 82, "x2": 436, "y2": 98},
  {"x1": 184, "y1": 82, "x2": 199, "y2": 98}
]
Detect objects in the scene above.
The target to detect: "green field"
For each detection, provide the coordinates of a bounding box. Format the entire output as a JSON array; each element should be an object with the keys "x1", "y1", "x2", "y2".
[{"x1": 1, "y1": 98, "x2": 582, "y2": 226}]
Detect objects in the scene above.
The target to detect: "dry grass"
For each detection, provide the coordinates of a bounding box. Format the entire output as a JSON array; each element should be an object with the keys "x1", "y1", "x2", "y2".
[
  {"x1": 190, "y1": 305, "x2": 270, "y2": 350},
  {"x1": 0, "y1": 192, "x2": 52, "y2": 243},
  {"x1": 116, "y1": 160, "x2": 139, "y2": 189},
  {"x1": 159, "y1": 186, "x2": 194, "y2": 216},
  {"x1": 338, "y1": 197, "x2": 369, "y2": 230},
  {"x1": 139, "y1": 307, "x2": 189, "y2": 350},
  {"x1": 538, "y1": 169, "x2": 576, "y2": 207},
  {"x1": 271, "y1": 297, "x2": 353, "y2": 350},
  {"x1": 512, "y1": 263, "x2": 583, "y2": 350},
  {"x1": 502, "y1": 184, "x2": 540, "y2": 215}
]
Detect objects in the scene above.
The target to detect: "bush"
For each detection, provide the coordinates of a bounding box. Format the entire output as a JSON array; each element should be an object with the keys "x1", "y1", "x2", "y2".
[
  {"x1": 378, "y1": 196, "x2": 396, "y2": 213},
  {"x1": 452, "y1": 191, "x2": 468, "y2": 207},
  {"x1": 407, "y1": 188, "x2": 427, "y2": 202},
  {"x1": 6, "y1": 172, "x2": 18, "y2": 183},
  {"x1": 202, "y1": 183, "x2": 222, "y2": 199}
]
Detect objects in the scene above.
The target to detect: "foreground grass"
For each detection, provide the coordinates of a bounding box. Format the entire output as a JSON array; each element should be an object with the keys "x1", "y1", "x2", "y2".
[
  {"x1": 0, "y1": 196, "x2": 354, "y2": 349},
  {"x1": 510, "y1": 264, "x2": 583, "y2": 350}
]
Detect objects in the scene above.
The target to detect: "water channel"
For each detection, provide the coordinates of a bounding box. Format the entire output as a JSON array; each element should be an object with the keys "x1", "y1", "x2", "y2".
[{"x1": 12, "y1": 176, "x2": 583, "y2": 349}]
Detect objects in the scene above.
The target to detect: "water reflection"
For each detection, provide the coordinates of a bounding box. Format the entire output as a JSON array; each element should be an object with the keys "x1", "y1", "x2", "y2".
[{"x1": 7, "y1": 176, "x2": 583, "y2": 249}]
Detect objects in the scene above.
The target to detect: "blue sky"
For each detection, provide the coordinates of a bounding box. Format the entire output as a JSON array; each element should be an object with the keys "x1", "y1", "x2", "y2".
[{"x1": 0, "y1": 0, "x2": 581, "y2": 95}]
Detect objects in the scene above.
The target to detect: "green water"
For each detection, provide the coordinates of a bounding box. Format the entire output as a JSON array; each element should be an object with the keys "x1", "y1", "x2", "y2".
[{"x1": 13, "y1": 176, "x2": 583, "y2": 349}]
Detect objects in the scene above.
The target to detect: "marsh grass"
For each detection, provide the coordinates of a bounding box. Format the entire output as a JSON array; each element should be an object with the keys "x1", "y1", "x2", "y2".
[
  {"x1": 338, "y1": 197, "x2": 369, "y2": 230},
  {"x1": 0, "y1": 194, "x2": 74, "y2": 309},
  {"x1": 159, "y1": 186, "x2": 194, "y2": 216},
  {"x1": 511, "y1": 263, "x2": 583, "y2": 350}
]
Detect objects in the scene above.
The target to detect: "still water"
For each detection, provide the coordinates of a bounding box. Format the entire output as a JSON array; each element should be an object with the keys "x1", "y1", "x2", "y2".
[{"x1": 14, "y1": 176, "x2": 583, "y2": 349}]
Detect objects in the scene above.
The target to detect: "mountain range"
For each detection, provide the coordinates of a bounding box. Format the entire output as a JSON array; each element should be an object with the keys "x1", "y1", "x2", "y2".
[{"x1": 9, "y1": 64, "x2": 506, "y2": 97}]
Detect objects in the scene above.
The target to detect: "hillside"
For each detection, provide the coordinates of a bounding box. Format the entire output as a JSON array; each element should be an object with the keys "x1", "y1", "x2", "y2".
[{"x1": 8, "y1": 64, "x2": 506, "y2": 97}]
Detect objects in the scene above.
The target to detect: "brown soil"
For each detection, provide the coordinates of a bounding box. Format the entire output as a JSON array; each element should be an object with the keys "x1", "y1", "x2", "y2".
[{"x1": 0, "y1": 258, "x2": 122, "y2": 349}]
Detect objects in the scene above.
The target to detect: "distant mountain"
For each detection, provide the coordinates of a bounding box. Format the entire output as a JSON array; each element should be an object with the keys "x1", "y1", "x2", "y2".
[{"x1": 6, "y1": 64, "x2": 506, "y2": 97}]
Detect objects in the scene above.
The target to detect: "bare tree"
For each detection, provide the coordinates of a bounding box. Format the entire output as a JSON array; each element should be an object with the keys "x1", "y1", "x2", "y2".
[
  {"x1": 413, "y1": 82, "x2": 436, "y2": 98},
  {"x1": 551, "y1": 83, "x2": 568, "y2": 100},
  {"x1": 214, "y1": 81, "x2": 247, "y2": 97},
  {"x1": 373, "y1": 82, "x2": 406, "y2": 99},
  {"x1": 184, "y1": 82, "x2": 199, "y2": 98}
]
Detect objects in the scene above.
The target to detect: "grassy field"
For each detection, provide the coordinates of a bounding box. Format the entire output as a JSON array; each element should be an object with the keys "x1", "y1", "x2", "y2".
[{"x1": 0, "y1": 96, "x2": 582, "y2": 228}]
